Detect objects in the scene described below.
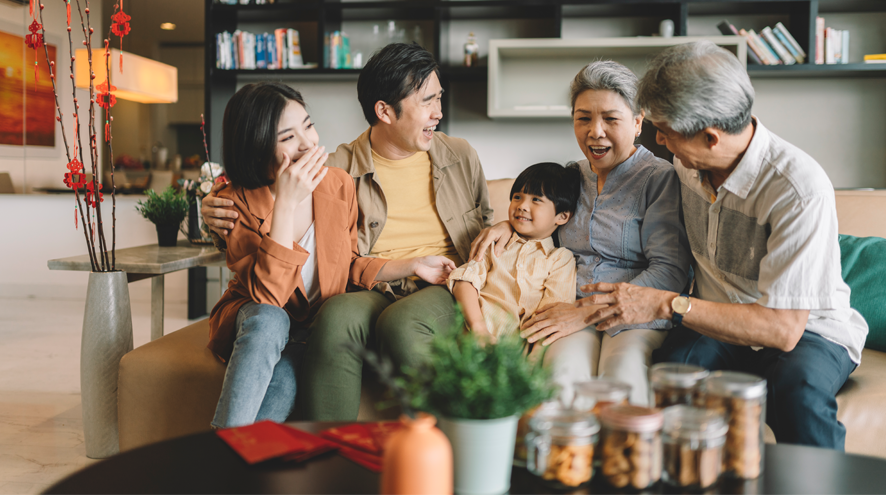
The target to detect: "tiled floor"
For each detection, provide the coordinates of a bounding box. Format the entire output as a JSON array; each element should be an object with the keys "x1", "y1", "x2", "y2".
[{"x1": 0, "y1": 272, "x2": 197, "y2": 494}]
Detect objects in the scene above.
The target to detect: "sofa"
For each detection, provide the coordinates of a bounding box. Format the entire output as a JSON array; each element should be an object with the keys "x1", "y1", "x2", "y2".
[{"x1": 117, "y1": 184, "x2": 886, "y2": 459}]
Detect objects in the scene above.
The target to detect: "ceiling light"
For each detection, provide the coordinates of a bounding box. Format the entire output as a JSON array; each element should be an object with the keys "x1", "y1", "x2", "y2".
[
  {"x1": 160, "y1": 23, "x2": 176, "y2": 31},
  {"x1": 75, "y1": 48, "x2": 178, "y2": 104}
]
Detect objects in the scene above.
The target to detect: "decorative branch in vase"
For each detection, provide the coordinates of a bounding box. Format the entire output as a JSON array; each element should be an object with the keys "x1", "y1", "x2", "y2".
[
  {"x1": 178, "y1": 115, "x2": 225, "y2": 244},
  {"x1": 33, "y1": 0, "x2": 129, "y2": 272}
]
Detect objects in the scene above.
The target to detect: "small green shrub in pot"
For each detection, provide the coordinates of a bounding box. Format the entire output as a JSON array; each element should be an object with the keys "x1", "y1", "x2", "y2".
[{"x1": 135, "y1": 186, "x2": 191, "y2": 246}]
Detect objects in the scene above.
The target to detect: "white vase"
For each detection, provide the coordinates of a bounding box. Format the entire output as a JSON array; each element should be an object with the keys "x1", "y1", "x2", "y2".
[
  {"x1": 81, "y1": 271, "x2": 133, "y2": 458},
  {"x1": 437, "y1": 415, "x2": 519, "y2": 494}
]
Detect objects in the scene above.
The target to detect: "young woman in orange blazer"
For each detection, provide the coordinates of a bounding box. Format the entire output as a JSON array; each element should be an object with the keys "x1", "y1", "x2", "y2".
[{"x1": 208, "y1": 82, "x2": 455, "y2": 428}]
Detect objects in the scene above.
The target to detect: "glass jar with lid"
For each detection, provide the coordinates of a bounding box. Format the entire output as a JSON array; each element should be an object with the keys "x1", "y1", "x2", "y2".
[
  {"x1": 698, "y1": 371, "x2": 767, "y2": 480},
  {"x1": 573, "y1": 378, "x2": 631, "y2": 415},
  {"x1": 597, "y1": 405, "x2": 664, "y2": 490},
  {"x1": 514, "y1": 400, "x2": 561, "y2": 467},
  {"x1": 662, "y1": 405, "x2": 728, "y2": 489},
  {"x1": 525, "y1": 409, "x2": 599, "y2": 488},
  {"x1": 649, "y1": 362, "x2": 709, "y2": 408}
]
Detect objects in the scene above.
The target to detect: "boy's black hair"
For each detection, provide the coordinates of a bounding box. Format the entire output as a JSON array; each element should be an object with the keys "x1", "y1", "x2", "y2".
[
  {"x1": 357, "y1": 43, "x2": 440, "y2": 126},
  {"x1": 222, "y1": 82, "x2": 306, "y2": 189},
  {"x1": 510, "y1": 162, "x2": 581, "y2": 215}
]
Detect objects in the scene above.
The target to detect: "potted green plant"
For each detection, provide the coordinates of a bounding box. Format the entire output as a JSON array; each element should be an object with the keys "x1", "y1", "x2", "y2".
[
  {"x1": 135, "y1": 186, "x2": 191, "y2": 247},
  {"x1": 393, "y1": 315, "x2": 556, "y2": 494}
]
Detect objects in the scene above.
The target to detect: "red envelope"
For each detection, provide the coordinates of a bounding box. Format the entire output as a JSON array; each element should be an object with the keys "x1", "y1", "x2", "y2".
[
  {"x1": 320, "y1": 423, "x2": 380, "y2": 455},
  {"x1": 336, "y1": 444, "x2": 383, "y2": 472},
  {"x1": 364, "y1": 421, "x2": 402, "y2": 453},
  {"x1": 217, "y1": 421, "x2": 338, "y2": 465}
]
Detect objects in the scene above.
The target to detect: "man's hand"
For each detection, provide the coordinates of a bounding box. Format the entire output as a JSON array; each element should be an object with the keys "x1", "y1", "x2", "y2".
[
  {"x1": 468, "y1": 221, "x2": 514, "y2": 262},
  {"x1": 520, "y1": 302, "x2": 604, "y2": 346},
  {"x1": 577, "y1": 282, "x2": 673, "y2": 332},
  {"x1": 201, "y1": 182, "x2": 238, "y2": 236},
  {"x1": 413, "y1": 256, "x2": 457, "y2": 285}
]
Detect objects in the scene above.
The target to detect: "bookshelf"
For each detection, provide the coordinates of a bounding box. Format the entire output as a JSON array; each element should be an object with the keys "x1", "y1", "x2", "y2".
[{"x1": 203, "y1": 0, "x2": 886, "y2": 159}]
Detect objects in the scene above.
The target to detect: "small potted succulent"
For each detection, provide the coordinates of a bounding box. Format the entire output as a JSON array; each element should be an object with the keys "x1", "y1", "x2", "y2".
[
  {"x1": 135, "y1": 186, "x2": 191, "y2": 246},
  {"x1": 358, "y1": 312, "x2": 556, "y2": 494}
]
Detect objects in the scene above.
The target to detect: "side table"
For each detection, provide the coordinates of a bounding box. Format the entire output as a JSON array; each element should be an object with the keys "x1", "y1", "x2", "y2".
[{"x1": 47, "y1": 239, "x2": 225, "y2": 459}]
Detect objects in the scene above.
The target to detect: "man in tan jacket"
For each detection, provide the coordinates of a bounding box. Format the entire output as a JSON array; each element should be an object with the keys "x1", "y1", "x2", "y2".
[{"x1": 202, "y1": 43, "x2": 493, "y2": 420}]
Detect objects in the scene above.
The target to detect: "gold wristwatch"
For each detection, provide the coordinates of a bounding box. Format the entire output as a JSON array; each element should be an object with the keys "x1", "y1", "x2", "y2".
[{"x1": 671, "y1": 294, "x2": 691, "y2": 326}]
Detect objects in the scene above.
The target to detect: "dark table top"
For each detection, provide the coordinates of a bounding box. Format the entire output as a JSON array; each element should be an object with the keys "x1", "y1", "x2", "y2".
[{"x1": 45, "y1": 422, "x2": 886, "y2": 494}]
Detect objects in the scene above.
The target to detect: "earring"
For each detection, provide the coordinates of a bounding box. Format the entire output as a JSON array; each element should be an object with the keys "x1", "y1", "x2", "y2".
[{"x1": 636, "y1": 132, "x2": 641, "y2": 137}]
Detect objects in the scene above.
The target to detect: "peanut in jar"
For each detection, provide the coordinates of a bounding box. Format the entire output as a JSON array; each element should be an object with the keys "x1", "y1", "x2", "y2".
[
  {"x1": 573, "y1": 378, "x2": 631, "y2": 415},
  {"x1": 662, "y1": 405, "x2": 728, "y2": 490},
  {"x1": 525, "y1": 410, "x2": 599, "y2": 488},
  {"x1": 649, "y1": 363, "x2": 709, "y2": 408},
  {"x1": 698, "y1": 371, "x2": 767, "y2": 480},
  {"x1": 597, "y1": 405, "x2": 664, "y2": 490}
]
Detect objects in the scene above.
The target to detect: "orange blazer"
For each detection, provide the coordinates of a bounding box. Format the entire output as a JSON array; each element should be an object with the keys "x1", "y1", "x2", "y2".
[{"x1": 208, "y1": 167, "x2": 388, "y2": 361}]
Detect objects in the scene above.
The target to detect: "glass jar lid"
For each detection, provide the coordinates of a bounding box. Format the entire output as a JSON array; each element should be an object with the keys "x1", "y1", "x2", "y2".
[
  {"x1": 573, "y1": 379, "x2": 631, "y2": 409},
  {"x1": 598, "y1": 405, "x2": 664, "y2": 433},
  {"x1": 701, "y1": 371, "x2": 767, "y2": 399},
  {"x1": 649, "y1": 362, "x2": 709, "y2": 388},
  {"x1": 529, "y1": 409, "x2": 600, "y2": 438},
  {"x1": 663, "y1": 405, "x2": 728, "y2": 441}
]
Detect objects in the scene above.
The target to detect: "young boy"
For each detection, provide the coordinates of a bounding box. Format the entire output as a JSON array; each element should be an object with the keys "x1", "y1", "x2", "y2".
[{"x1": 448, "y1": 162, "x2": 580, "y2": 348}]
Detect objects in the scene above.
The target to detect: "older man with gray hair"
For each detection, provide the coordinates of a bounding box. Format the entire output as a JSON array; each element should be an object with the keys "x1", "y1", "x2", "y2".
[{"x1": 578, "y1": 41, "x2": 868, "y2": 450}]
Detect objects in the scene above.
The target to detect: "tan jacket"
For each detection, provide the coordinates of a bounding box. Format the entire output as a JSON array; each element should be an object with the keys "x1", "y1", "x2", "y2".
[
  {"x1": 207, "y1": 167, "x2": 388, "y2": 361},
  {"x1": 328, "y1": 127, "x2": 494, "y2": 264}
]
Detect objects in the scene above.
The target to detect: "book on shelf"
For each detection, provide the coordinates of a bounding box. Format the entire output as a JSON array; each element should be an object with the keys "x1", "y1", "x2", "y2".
[
  {"x1": 216, "y1": 29, "x2": 310, "y2": 70},
  {"x1": 772, "y1": 25, "x2": 803, "y2": 64},
  {"x1": 718, "y1": 20, "x2": 762, "y2": 65},
  {"x1": 749, "y1": 29, "x2": 782, "y2": 65},
  {"x1": 774, "y1": 22, "x2": 806, "y2": 63},
  {"x1": 864, "y1": 54, "x2": 886, "y2": 64},
  {"x1": 841, "y1": 30, "x2": 850, "y2": 65},
  {"x1": 815, "y1": 17, "x2": 825, "y2": 64},
  {"x1": 761, "y1": 26, "x2": 796, "y2": 65},
  {"x1": 825, "y1": 27, "x2": 840, "y2": 64}
]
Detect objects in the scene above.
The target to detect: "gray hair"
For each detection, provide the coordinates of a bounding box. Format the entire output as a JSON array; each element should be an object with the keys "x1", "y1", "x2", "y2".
[
  {"x1": 637, "y1": 41, "x2": 754, "y2": 136},
  {"x1": 570, "y1": 60, "x2": 641, "y2": 116}
]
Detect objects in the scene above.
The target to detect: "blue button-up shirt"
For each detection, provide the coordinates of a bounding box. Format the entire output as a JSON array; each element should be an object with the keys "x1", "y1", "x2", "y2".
[{"x1": 558, "y1": 146, "x2": 692, "y2": 334}]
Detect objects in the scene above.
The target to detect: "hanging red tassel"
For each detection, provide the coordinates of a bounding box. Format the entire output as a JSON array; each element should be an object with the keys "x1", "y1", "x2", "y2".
[
  {"x1": 66, "y1": 0, "x2": 71, "y2": 26},
  {"x1": 29, "y1": 0, "x2": 34, "y2": 18},
  {"x1": 74, "y1": 207, "x2": 78, "y2": 229},
  {"x1": 111, "y1": 7, "x2": 131, "y2": 73},
  {"x1": 25, "y1": 19, "x2": 43, "y2": 90}
]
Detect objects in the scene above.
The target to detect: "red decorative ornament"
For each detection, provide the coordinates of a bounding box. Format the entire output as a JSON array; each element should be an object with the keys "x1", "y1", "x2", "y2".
[
  {"x1": 96, "y1": 80, "x2": 117, "y2": 110},
  {"x1": 111, "y1": 6, "x2": 131, "y2": 71},
  {"x1": 63, "y1": 157, "x2": 86, "y2": 189},
  {"x1": 86, "y1": 181, "x2": 104, "y2": 208},
  {"x1": 29, "y1": 0, "x2": 34, "y2": 18},
  {"x1": 66, "y1": 0, "x2": 71, "y2": 26},
  {"x1": 25, "y1": 19, "x2": 44, "y2": 89}
]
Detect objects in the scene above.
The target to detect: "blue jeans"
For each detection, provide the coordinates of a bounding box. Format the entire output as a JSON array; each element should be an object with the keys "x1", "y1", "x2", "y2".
[
  {"x1": 212, "y1": 302, "x2": 309, "y2": 428},
  {"x1": 653, "y1": 327, "x2": 856, "y2": 450}
]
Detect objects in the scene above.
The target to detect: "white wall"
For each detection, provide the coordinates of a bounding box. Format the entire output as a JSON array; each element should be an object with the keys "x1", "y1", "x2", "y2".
[{"x1": 0, "y1": 1, "x2": 104, "y2": 194}]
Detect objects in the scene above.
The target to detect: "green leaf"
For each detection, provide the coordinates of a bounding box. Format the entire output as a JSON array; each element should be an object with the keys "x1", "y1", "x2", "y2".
[{"x1": 134, "y1": 185, "x2": 192, "y2": 225}]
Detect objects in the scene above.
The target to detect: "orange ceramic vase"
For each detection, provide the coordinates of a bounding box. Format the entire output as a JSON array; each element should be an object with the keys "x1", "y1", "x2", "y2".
[{"x1": 380, "y1": 413, "x2": 453, "y2": 495}]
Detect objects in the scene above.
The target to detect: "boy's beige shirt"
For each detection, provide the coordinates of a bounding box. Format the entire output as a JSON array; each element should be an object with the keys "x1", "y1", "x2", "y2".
[{"x1": 447, "y1": 232, "x2": 576, "y2": 337}]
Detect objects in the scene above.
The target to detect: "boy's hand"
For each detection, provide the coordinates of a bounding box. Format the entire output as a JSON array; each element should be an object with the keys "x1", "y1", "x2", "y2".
[
  {"x1": 469, "y1": 221, "x2": 514, "y2": 262},
  {"x1": 413, "y1": 256, "x2": 456, "y2": 285},
  {"x1": 201, "y1": 182, "x2": 238, "y2": 236},
  {"x1": 471, "y1": 324, "x2": 496, "y2": 346},
  {"x1": 520, "y1": 302, "x2": 605, "y2": 346}
]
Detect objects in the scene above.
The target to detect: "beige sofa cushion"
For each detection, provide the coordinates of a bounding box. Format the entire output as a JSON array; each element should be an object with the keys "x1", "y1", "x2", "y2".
[{"x1": 838, "y1": 349, "x2": 886, "y2": 458}]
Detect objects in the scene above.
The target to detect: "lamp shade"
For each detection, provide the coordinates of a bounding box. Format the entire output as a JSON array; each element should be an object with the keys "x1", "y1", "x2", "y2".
[{"x1": 75, "y1": 48, "x2": 178, "y2": 104}]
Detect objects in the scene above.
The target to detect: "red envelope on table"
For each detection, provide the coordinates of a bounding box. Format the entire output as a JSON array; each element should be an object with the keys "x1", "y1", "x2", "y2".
[
  {"x1": 336, "y1": 445, "x2": 383, "y2": 472},
  {"x1": 217, "y1": 420, "x2": 337, "y2": 465},
  {"x1": 320, "y1": 423, "x2": 380, "y2": 455},
  {"x1": 364, "y1": 421, "x2": 403, "y2": 453}
]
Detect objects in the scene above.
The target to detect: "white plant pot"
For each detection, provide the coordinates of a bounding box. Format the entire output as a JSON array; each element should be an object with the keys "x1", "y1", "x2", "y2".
[{"x1": 437, "y1": 415, "x2": 519, "y2": 494}]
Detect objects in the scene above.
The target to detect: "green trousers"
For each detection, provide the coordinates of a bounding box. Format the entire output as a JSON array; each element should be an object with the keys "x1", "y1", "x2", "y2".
[{"x1": 298, "y1": 285, "x2": 459, "y2": 420}]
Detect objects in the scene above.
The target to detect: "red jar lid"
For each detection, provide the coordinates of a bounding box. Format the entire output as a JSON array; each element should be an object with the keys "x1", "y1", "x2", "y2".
[{"x1": 598, "y1": 404, "x2": 664, "y2": 433}]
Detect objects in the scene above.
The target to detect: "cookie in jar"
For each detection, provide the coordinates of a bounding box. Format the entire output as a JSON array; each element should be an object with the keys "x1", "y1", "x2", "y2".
[
  {"x1": 698, "y1": 371, "x2": 767, "y2": 480},
  {"x1": 597, "y1": 405, "x2": 664, "y2": 490},
  {"x1": 662, "y1": 405, "x2": 728, "y2": 490},
  {"x1": 649, "y1": 362, "x2": 709, "y2": 408},
  {"x1": 525, "y1": 409, "x2": 599, "y2": 488},
  {"x1": 573, "y1": 379, "x2": 631, "y2": 415},
  {"x1": 514, "y1": 400, "x2": 561, "y2": 467}
]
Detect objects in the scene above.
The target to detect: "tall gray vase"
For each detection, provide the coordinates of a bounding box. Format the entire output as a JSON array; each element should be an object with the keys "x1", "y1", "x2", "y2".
[{"x1": 81, "y1": 271, "x2": 133, "y2": 459}]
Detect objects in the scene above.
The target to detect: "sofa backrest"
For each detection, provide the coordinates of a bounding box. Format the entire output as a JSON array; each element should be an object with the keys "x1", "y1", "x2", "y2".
[{"x1": 485, "y1": 181, "x2": 886, "y2": 240}]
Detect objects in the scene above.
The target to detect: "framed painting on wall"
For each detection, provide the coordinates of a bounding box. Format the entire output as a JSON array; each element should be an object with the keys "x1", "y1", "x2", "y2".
[{"x1": 0, "y1": 20, "x2": 59, "y2": 158}]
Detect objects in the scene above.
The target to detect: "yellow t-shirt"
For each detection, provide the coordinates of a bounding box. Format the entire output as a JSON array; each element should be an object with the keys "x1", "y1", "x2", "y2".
[{"x1": 370, "y1": 149, "x2": 462, "y2": 265}]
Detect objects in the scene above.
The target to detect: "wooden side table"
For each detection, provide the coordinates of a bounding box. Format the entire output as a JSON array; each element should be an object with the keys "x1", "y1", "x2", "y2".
[{"x1": 47, "y1": 239, "x2": 225, "y2": 458}]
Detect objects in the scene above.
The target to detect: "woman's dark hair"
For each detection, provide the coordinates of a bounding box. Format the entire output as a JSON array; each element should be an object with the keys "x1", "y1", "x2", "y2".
[
  {"x1": 222, "y1": 82, "x2": 306, "y2": 189},
  {"x1": 357, "y1": 43, "x2": 440, "y2": 126},
  {"x1": 510, "y1": 162, "x2": 581, "y2": 215}
]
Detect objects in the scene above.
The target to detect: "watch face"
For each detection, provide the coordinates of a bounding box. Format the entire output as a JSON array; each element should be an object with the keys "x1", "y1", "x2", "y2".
[{"x1": 672, "y1": 296, "x2": 691, "y2": 315}]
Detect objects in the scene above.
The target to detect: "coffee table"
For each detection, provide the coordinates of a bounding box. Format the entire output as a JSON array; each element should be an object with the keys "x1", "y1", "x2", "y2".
[{"x1": 45, "y1": 422, "x2": 886, "y2": 494}]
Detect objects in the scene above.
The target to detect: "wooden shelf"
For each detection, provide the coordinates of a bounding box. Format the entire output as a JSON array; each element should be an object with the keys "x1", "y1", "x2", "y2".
[{"x1": 747, "y1": 62, "x2": 886, "y2": 78}]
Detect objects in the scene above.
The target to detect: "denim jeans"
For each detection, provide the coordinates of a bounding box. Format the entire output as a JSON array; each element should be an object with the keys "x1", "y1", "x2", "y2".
[
  {"x1": 212, "y1": 302, "x2": 309, "y2": 428},
  {"x1": 653, "y1": 326, "x2": 856, "y2": 450}
]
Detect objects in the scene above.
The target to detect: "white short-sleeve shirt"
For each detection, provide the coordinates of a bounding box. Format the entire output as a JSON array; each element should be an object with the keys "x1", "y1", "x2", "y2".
[{"x1": 675, "y1": 117, "x2": 868, "y2": 364}]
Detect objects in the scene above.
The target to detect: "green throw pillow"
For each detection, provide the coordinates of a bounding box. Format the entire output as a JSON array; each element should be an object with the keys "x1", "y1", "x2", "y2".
[{"x1": 839, "y1": 234, "x2": 886, "y2": 352}]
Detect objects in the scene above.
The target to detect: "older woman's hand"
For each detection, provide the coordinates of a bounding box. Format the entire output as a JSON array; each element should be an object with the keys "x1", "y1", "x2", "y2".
[
  {"x1": 201, "y1": 182, "x2": 238, "y2": 236},
  {"x1": 577, "y1": 282, "x2": 673, "y2": 332},
  {"x1": 520, "y1": 302, "x2": 607, "y2": 346},
  {"x1": 469, "y1": 221, "x2": 514, "y2": 262}
]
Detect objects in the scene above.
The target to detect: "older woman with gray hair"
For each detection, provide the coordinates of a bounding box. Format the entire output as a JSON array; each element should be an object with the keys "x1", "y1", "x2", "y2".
[{"x1": 470, "y1": 60, "x2": 691, "y2": 405}]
